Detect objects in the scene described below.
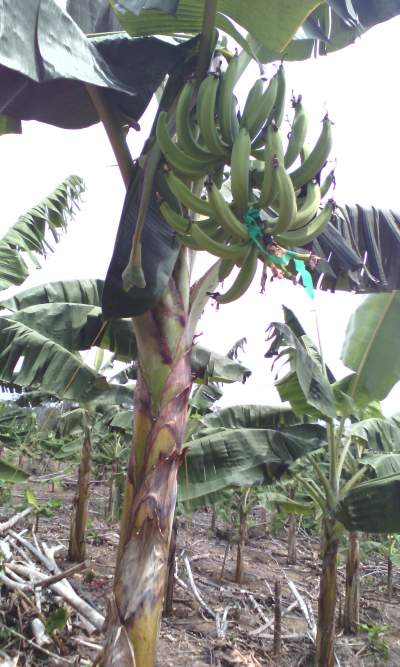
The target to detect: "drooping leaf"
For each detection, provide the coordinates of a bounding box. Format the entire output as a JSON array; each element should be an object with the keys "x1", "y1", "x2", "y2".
[
  {"x1": 191, "y1": 345, "x2": 251, "y2": 384},
  {"x1": 1, "y1": 279, "x2": 104, "y2": 312},
  {"x1": 0, "y1": 1, "x2": 188, "y2": 130},
  {"x1": 361, "y1": 452, "x2": 400, "y2": 477},
  {"x1": 341, "y1": 291, "x2": 400, "y2": 405},
  {"x1": 350, "y1": 416, "x2": 400, "y2": 452},
  {"x1": 0, "y1": 459, "x2": 29, "y2": 483},
  {"x1": 337, "y1": 473, "x2": 400, "y2": 533},
  {"x1": 189, "y1": 383, "x2": 223, "y2": 413},
  {"x1": 102, "y1": 172, "x2": 180, "y2": 319},
  {"x1": 266, "y1": 322, "x2": 337, "y2": 418},
  {"x1": 310, "y1": 205, "x2": 400, "y2": 293},
  {"x1": 178, "y1": 423, "x2": 326, "y2": 509},
  {"x1": 0, "y1": 176, "x2": 84, "y2": 292},
  {"x1": 6, "y1": 303, "x2": 137, "y2": 362},
  {"x1": 0, "y1": 317, "x2": 109, "y2": 402}
]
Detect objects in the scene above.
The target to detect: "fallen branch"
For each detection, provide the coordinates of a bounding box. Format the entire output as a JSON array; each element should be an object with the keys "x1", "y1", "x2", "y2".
[
  {"x1": 7, "y1": 563, "x2": 104, "y2": 632},
  {"x1": 0, "y1": 507, "x2": 33, "y2": 534},
  {"x1": 286, "y1": 577, "x2": 316, "y2": 641},
  {"x1": 183, "y1": 556, "x2": 216, "y2": 620},
  {"x1": 34, "y1": 561, "x2": 88, "y2": 588}
]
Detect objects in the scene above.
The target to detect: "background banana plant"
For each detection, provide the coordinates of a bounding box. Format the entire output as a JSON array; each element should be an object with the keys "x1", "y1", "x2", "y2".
[{"x1": 265, "y1": 297, "x2": 400, "y2": 665}]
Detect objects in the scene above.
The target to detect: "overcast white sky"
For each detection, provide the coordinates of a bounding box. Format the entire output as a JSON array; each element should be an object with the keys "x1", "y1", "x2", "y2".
[{"x1": 1, "y1": 15, "x2": 400, "y2": 414}]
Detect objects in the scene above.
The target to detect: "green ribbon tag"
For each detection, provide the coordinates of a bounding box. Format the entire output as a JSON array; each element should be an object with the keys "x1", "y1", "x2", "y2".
[
  {"x1": 293, "y1": 258, "x2": 315, "y2": 299},
  {"x1": 243, "y1": 208, "x2": 314, "y2": 298}
]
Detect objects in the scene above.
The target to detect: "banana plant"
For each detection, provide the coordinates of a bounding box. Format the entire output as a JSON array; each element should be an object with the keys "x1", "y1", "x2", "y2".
[{"x1": 266, "y1": 295, "x2": 400, "y2": 666}]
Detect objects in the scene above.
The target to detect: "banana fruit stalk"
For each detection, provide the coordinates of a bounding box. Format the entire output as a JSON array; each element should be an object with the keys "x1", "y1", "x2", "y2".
[{"x1": 155, "y1": 62, "x2": 335, "y2": 305}]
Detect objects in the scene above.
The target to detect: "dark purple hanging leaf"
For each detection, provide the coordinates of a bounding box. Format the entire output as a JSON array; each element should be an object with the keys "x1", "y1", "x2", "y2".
[{"x1": 102, "y1": 171, "x2": 180, "y2": 319}]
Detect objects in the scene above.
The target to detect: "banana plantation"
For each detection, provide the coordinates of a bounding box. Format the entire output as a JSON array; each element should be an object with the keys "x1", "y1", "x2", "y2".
[{"x1": 2, "y1": 1, "x2": 400, "y2": 666}]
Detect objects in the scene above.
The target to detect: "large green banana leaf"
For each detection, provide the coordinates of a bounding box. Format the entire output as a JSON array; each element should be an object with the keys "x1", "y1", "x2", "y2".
[
  {"x1": 0, "y1": 1, "x2": 194, "y2": 130},
  {"x1": 0, "y1": 176, "x2": 84, "y2": 292},
  {"x1": 265, "y1": 321, "x2": 337, "y2": 418},
  {"x1": 199, "y1": 404, "x2": 305, "y2": 431},
  {"x1": 350, "y1": 416, "x2": 400, "y2": 452},
  {"x1": 110, "y1": 0, "x2": 321, "y2": 54},
  {"x1": 178, "y1": 423, "x2": 326, "y2": 509},
  {"x1": 0, "y1": 289, "x2": 250, "y2": 384},
  {"x1": 1, "y1": 279, "x2": 104, "y2": 312},
  {"x1": 6, "y1": 303, "x2": 136, "y2": 362},
  {"x1": 0, "y1": 317, "x2": 109, "y2": 402},
  {"x1": 341, "y1": 291, "x2": 400, "y2": 405},
  {"x1": 336, "y1": 473, "x2": 400, "y2": 533},
  {"x1": 109, "y1": 0, "x2": 400, "y2": 64},
  {"x1": 361, "y1": 453, "x2": 400, "y2": 477}
]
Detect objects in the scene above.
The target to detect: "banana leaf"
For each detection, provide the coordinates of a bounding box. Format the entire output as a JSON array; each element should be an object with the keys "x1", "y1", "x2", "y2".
[
  {"x1": 350, "y1": 417, "x2": 400, "y2": 452},
  {"x1": 310, "y1": 206, "x2": 400, "y2": 293},
  {"x1": 7, "y1": 304, "x2": 136, "y2": 362},
  {"x1": 178, "y1": 423, "x2": 326, "y2": 509},
  {"x1": 266, "y1": 321, "x2": 337, "y2": 418},
  {"x1": 0, "y1": 459, "x2": 29, "y2": 483},
  {"x1": 199, "y1": 404, "x2": 304, "y2": 431},
  {"x1": 336, "y1": 473, "x2": 400, "y2": 533},
  {"x1": 90, "y1": 385, "x2": 134, "y2": 408},
  {"x1": 56, "y1": 408, "x2": 87, "y2": 437},
  {"x1": 66, "y1": 0, "x2": 122, "y2": 34},
  {"x1": 189, "y1": 383, "x2": 223, "y2": 413},
  {"x1": 361, "y1": 453, "x2": 400, "y2": 477},
  {"x1": 111, "y1": 0, "x2": 345, "y2": 54},
  {"x1": 0, "y1": 176, "x2": 84, "y2": 292},
  {"x1": 0, "y1": 291, "x2": 250, "y2": 386},
  {"x1": 0, "y1": 317, "x2": 109, "y2": 402},
  {"x1": 109, "y1": 410, "x2": 134, "y2": 432},
  {"x1": 0, "y1": 1, "x2": 192, "y2": 130},
  {"x1": 250, "y1": 2, "x2": 400, "y2": 63},
  {"x1": 191, "y1": 345, "x2": 251, "y2": 385},
  {"x1": 341, "y1": 291, "x2": 400, "y2": 405},
  {"x1": 1, "y1": 279, "x2": 104, "y2": 312}
]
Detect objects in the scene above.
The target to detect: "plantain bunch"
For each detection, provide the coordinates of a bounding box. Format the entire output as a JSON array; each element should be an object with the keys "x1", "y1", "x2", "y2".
[{"x1": 155, "y1": 59, "x2": 336, "y2": 304}]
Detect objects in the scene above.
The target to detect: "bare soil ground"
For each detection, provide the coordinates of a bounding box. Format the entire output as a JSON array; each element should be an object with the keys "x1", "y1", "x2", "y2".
[{"x1": 1, "y1": 480, "x2": 400, "y2": 666}]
